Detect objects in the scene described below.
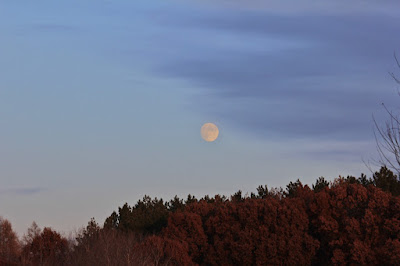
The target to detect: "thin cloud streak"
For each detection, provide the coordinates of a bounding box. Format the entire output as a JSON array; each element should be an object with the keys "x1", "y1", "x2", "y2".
[
  {"x1": 151, "y1": 7, "x2": 400, "y2": 141},
  {"x1": 193, "y1": 0, "x2": 400, "y2": 15}
]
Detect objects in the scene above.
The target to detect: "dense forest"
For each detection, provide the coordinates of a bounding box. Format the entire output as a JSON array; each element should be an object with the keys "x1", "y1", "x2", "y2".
[{"x1": 1, "y1": 166, "x2": 400, "y2": 265}]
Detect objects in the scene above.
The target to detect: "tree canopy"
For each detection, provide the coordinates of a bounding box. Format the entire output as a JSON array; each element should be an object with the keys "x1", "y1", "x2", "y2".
[{"x1": 2, "y1": 166, "x2": 400, "y2": 265}]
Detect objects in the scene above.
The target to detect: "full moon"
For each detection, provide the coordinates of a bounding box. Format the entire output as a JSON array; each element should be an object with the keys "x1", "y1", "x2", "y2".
[{"x1": 201, "y1": 123, "x2": 219, "y2": 142}]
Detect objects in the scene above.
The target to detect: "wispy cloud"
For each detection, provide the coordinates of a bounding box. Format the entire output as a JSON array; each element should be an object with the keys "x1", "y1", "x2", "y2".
[
  {"x1": 151, "y1": 6, "x2": 400, "y2": 141},
  {"x1": 194, "y1": 0, "x2": 400, "y2": 15}
]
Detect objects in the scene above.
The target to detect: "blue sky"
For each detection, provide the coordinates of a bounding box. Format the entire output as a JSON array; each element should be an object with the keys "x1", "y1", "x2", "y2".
[{"x1": 1, "y1": 0, "x2": 400, "y2": 235}]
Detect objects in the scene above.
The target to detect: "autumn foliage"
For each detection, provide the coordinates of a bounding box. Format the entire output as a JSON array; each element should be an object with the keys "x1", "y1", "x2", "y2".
[
  {"x1": 21, "y1": 227, "x2": 68, "y2": 265},
  {"x1": 0, "y1": 218, "x2": 20, "y2": 265},
  {"x1": 163, "y1": 197, "x2": 319, "y2": 265},
  {"x1": 1, "y1": 166, "x2": 400, "y2": 265}
]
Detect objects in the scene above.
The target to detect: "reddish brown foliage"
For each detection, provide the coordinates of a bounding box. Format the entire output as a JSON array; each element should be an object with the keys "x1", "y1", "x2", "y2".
[
  {"x1": 22, "y1": 227, "x2": 68, "y2": 265},
  {"x1": 68, "y1": 228, "x2": 192, "y2": 265},
  {"x1": 299, "y1": 182, "x2": 400, "y2": 265},
  {"x1": 3, "y1": 167, "x2": 400, "y2": 265},
  {"x1": 68, "y1": 229, "x2": 143, "y2": 265},
  {"x1": 0, "y1": 217, "x2": 20, "y2": 265},
  {"x1": 164, "y1": 197, "x2": 319, "y2": 265},
  {"x1": 133, "y1": 236, "x2": 193, "y2": 265},
  {"x1": 162, "y1": 181, "x2": 400, "y2": 265},
  {"x1": 162, "y1": 211, "x2": 208, "y2": 262}
]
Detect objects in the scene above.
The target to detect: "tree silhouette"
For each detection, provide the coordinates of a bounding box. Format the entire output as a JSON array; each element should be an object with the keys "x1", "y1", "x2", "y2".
[
  {"x1": 104, "y1": 196, "x2": 169, "y2": 234},
  {"x1": 286, "y1": 179, "x2": 303, "y2": 197},
  {"x1": 373, "y1": 166, "x2": 400, "y2": 196},
  {"x1": 3, "y1": 166, "x2": 400, "y2": 264},
  {"x1": 22, "y1": 227, "x2": 68, "y2": 265},
  {"x1": 103, "y1": 211, "x2": 118, "y2": 230},
  {"x1": 22, "y1": 222, "x2": 41, "y2": 246},
  {"x1": 164, "y1": 195, "x2": 319, "y2": 265},
  {"x1": 134, "y1": 236, "x2": 193, "y2": 265},
  {"x1": 167, "y1": 196, "x2": 185, "y2": 212},
  {"x1": 0, "y1": 217, "x2": 20, "y2": 265},
  {"x1": 313, "y1": 177, "x2": 329, "y2": 192}
]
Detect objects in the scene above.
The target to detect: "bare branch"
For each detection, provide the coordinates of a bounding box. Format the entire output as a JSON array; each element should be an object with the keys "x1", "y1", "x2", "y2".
[{"x1": 373, "y1": 54, "x2": 400, "y2": 174}]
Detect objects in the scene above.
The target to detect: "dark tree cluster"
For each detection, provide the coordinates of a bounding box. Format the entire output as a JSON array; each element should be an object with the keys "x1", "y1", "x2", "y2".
[{"x1": 1, "y1": 166, "x2": 400, "y2": 265}]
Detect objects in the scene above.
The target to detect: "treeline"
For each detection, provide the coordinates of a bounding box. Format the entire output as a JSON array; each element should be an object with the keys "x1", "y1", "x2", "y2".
[{"x1": 1, "y1": 166, "x2": 400, "y2": 265}]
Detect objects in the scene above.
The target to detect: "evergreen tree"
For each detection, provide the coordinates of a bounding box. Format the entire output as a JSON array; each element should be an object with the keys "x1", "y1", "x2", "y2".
[
  {"x1": 313, "y1": 177, "x2": 329, "y2": 192},
  {"x1": 373, "y1": 166, "x2": 400, "y2": 196}
]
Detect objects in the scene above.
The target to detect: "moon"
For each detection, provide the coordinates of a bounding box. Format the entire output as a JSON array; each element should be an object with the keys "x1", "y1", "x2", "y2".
[{"x1": 201, "y1": 123, "x2": 219, "y2": 142}]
